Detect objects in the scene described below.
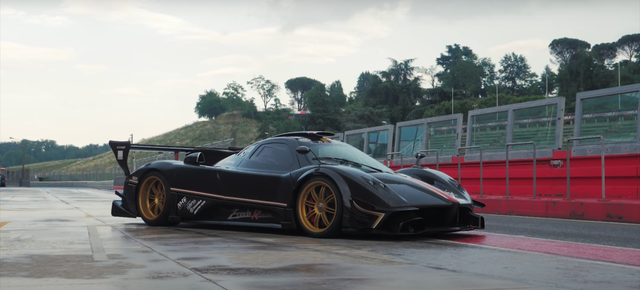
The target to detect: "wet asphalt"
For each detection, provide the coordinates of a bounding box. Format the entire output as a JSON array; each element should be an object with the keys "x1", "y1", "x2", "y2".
[{"x1": 0, "y1": 188, "x2": 638, "y2": 290}]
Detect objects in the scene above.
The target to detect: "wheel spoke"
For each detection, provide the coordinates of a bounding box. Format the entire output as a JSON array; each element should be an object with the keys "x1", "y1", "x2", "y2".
[
  {"x1": 320, "y1": 212, "x2": 331, "y2": 227},
  {"x1": 319, "y1": 186, "x2": 326, "y2": 201},
  {"x1": 305, "y1": 200, "x2": 315, "y2": 207},
  {"x1": 314, "y1": 213, "x2": 320, "y2": 228},
  {"x1": 310, "y1": 187, "x2": 320, "y2": 202},
  {"x1": 325, "y1": 207, "x2": 336, "y2": 214},
  {"x1": 149, "y1": 203, "x2": 156, "y2": 216},
  {"x1": 305, "y1": 209, "x2": 316, "y2": 221},
  {"x1": 324, "y1": 194, "x2": 335, "y2": 204}
]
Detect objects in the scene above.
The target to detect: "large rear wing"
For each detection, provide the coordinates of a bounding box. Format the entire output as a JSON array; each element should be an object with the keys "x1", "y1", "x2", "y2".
[{"x1": 109, "y1": 141, "x2": 242, "y2": 176}]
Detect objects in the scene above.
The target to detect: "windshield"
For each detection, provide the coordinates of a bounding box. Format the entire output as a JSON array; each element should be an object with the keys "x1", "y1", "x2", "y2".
[{"x1": 305, "y1": 141, "x2": 394, "y2": 173}]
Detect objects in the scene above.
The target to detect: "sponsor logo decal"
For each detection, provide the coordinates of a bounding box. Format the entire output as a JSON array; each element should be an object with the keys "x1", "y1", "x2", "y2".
[
  {"x1": 228, "y1": 209, "x2": 273, "y2": 220},
  {"x1": 178, "y1": 197, "x2": 205, "y2": 214}
]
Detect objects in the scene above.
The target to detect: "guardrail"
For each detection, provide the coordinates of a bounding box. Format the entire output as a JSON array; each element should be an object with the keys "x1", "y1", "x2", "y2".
[
  {"x1": 506, "y1": 141, "x2": 537, "y2": 198},
  {"x1": 457, "y1": 146, "x2": 483, "y2": 196},
  {"x1": 566, "y1": 136, "x2": 605, "y2": 200},
  {"x1": 385, "y1": 152, "x2": 404, "y2": 169}
]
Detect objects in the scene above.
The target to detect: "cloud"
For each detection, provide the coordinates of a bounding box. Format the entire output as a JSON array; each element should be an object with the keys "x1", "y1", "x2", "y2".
[
  {"x1": 271, "y1": 28, "x2": 361, "y2": 64},
  {"x1": 0, "y1": 7, "x2": 71, "y2": 26},
  {"x1": 205, "y1": 54, "x2": 258, "y2": 66},
  {"x1": 0, "y1": 41, "x2": 72, "y2": 61},
  {"x1": 489, "y1": 39, "x2": 549, "y2": 55},
  {"x1": 75, "y1": 65, "x2": 108, "y2": 74},
  {"x1": 344, "y1": 2, "x2": 411, "y2": 38},
  {"x1": 114, "y1": 88, "x2": 143, "y2": 96},
  {"x1": 62, "y1": 0, "x2": 281, "y2": 46},
  {"x1": 197, "y1": 67, "x2": 255, "y2": 78}
]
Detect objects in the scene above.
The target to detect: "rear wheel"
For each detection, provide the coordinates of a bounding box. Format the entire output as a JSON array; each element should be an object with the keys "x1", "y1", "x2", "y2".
[
  {"x1": 296, "y1": 177, "x2": 343, "y2": 238},
  {"x1": 137, "y1": 172, "x2": 177, "y2": 226}
]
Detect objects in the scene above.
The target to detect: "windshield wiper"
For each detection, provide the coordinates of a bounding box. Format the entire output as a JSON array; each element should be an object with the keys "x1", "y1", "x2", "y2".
[{"x1": 315, "y1": 157, "x2": 383, "y2": 172}]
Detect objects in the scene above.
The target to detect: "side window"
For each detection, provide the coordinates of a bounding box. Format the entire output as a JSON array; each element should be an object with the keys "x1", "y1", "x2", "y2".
[
  {"x1": 215, "y1": 144, "x2": 256, "y2": 168},
  {"x1": 239, "y1": 143, "x2": 294, "y2": 171}
]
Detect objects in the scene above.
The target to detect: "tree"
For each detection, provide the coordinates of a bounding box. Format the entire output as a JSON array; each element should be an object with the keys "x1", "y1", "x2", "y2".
[
  {"x1": 327, "y1": 80, "x2": 347, "y2": 109},
  {"x1": 498, "y1": 53, "x2": 537, "y2": 96},
  {"x1": 301, "y1": 84, "x2": 343, "y2": 131},
  {"x1": 617, "y1": 33, "x2": 640, "y2": 62},
  {"x1": 377, "y1": 58, "x2": 424, "y2": 123},
  {"x1": 221, "y1": 81, "x2": 246, "y2": 109},
  {"x1": 420, "y1": 65, "x2": 439, "y2": 89},
  {"x1": 548, "y1": 38, "x2": 591, "y2": 65},
  {"x1": 556, "y1": 50, "x2": 611, "y2": 112},
  {"x1": 538, "y1": 65, "x2": 557, "y2": 97},
  {"x1": 284, "y1": 77, "x2": 324, "y2": 111},
  {"x1": 254, "y1": 109, "x2": 302, "y2": 140},
  {"x1": 221, "y1": 81, "x2": 257, "y2": 118},
  {"x1": 194, "y1": 90, "x2": 225, "y2": 120},
  {"x1": 247, "y1": 75, "x2": 280, "y2": 111},
  {"x1": 591, "y1": 42, "x2": 618, "y2": 65},
  {"x1": 435, "y1": 44, "x2": 489, "y2": 98}
]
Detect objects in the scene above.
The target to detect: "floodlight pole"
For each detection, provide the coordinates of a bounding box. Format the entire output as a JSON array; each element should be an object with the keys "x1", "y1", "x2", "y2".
[
  {"x1": 496, "y1": 82, "x2": 499, "y2": 106},
  {"x1": 545, "y1": 73, "x2": 548, "y2": 97}
]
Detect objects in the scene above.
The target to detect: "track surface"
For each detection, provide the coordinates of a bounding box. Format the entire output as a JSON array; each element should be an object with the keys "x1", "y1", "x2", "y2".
[{"x1": 1, "y1": 188, "x2": 638, "y2": 290}]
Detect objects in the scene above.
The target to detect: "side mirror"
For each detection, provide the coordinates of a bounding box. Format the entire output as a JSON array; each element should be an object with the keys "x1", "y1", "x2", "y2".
[
  {"x1": 184, "y1": 152, "x2": 205, "y2": 166},
  {"x1": 414, "y1": 152, "x2": 426, "y2": 167},
  {"x1": 295, "y1": 146, "x2": 312, "y2": 155}
]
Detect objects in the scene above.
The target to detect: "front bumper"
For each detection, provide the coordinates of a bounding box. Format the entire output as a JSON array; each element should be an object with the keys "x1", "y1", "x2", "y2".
[{"x1": 350, "y1": 201, "x2": 485, "y2": 235}]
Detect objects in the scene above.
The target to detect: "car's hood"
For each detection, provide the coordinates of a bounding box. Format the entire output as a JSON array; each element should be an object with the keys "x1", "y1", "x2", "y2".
[{"x1": 363, "y1": 172, "x2": 462, "y2": 207}]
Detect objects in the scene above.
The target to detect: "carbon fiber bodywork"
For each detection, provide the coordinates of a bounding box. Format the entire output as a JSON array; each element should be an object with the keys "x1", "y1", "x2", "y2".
[{"x1": 109, "y1": 132, "x2": 484, "y2": 235}]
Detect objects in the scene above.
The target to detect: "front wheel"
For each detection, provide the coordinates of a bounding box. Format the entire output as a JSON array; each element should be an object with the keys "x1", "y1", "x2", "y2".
[
  {"x1": 296, "y1": 177, "x2": 343, "y2": 238},
  {"x1": 137, "y1": 172, "x2": 178, "y2": 226}
]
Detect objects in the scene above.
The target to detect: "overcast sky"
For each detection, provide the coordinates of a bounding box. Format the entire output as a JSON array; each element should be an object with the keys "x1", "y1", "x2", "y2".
[{"x1": 1, "y1": 0, "x2": 638, "y2": 146}]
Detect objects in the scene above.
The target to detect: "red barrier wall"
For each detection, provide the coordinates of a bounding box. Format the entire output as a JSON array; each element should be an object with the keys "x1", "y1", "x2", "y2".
[{"x1": 389, "y1": 152, "x2": 640, "y2": 223}]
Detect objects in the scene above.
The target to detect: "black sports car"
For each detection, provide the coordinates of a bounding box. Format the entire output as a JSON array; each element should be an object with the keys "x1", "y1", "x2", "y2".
[{"x1": 109, "y1": 131, "x2": 484, "y2": 238}]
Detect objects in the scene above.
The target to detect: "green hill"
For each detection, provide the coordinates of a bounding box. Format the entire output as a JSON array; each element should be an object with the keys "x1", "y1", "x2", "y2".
[{"x1": 15, "y1": 112, "x2": 258, "y2": 175}]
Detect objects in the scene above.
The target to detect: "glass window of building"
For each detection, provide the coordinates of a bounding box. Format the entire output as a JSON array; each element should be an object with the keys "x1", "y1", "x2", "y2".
[
  {"x1": 512, "y1": 104, "x2": 558, "y2": 149},
  {"x1": 345, "y1": 133, "x2": 365, "y2": 151},
  {"x1": 580, "y1": 92, "x2": 639, "y2": 145},
  {"x1": 428, "y1": 119, "x2": 458, "y2": 156},
  {"x1": 469, "y1": 111, "x2": 508, "y2": 151},
  {"x1": 398, "y1": 125, "x2": 424, "y2": 157},
  {"x1": 368, "y1": 130, "x2": 389, "y2": 159}
]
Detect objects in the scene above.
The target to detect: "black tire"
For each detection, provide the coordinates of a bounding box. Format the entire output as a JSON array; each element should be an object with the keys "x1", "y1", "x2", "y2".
[
  {"x1": 137, "y1": 172, "x2": 178, "y2": 226},
  {"x1": 296, "y1": 177, "x2": 343, "y2": 238}
]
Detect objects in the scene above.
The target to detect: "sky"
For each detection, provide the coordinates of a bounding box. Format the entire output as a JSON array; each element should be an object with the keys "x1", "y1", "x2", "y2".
[{"x1": 1, "y1": 0, "x2": 638, "y2": 147}]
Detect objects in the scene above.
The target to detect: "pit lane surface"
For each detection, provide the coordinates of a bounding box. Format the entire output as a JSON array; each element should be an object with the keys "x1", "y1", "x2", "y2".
[{"x1": 1, "y1": 188, "x2": 638, "y2": 290}]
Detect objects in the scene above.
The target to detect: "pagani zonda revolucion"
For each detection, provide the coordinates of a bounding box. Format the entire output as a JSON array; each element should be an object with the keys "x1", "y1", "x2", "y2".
[{"x1": 109, "y1": 131, "x2": 484, "y2": 238}]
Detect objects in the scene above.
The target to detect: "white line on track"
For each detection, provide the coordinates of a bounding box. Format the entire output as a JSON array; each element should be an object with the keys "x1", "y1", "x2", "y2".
[
  {"x1": 483, "y1": 213, "x2": 640, "y2": 226},
  {"x1": 431, "y1": 239, "x2": 640, "y2": 270},
  {"x1": 475, "y1": 230, "x2": 640, "y2": 251},
  {"x1": 87, "y1": 226, "x2": 108, "y2": 262}
]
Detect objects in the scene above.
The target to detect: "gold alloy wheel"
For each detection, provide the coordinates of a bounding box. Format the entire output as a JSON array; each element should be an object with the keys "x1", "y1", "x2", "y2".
[
  {"x1": 298, "y1": 180, "x2": 337, "y2": 233},
  {"x1": 138, "y1": 176, "x2": 166, "y2": 221}
]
